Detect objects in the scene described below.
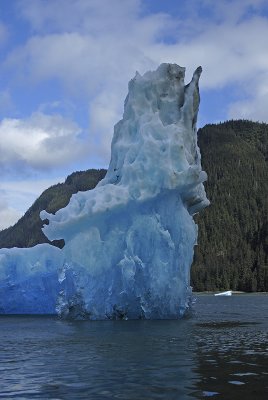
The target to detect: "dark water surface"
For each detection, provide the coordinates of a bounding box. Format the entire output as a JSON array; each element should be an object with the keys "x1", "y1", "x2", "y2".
[{"x1": 0, "y1": 294, "x2": 267, "y2": 399}]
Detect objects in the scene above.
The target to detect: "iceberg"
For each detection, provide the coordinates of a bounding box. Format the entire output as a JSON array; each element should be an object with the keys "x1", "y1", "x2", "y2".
[
  {"x1": 0, "y1": 244, "x2": 63, "y2": 314},
  {"x1": 0, "y1": 63, "x2": 208, "y2": 319}
]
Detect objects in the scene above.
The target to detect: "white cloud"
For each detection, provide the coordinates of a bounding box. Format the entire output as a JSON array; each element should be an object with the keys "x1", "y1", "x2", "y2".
[
  {"x1": 4, "y1": 0, "x2": 175, "y2": 165},
  {"x1": 145, "y1": 16, "x2": 268, "y2": 88},
  {"x1": 144, "y1": 10, "x2": 268, "y2": 122},
  {"x1": 4, "y1": 32, "x2": 157, "y2": 163},
  {"x1": 1, "y1": 0, "x2": 268, "y2": 226},
  {"x1": 4, "y1": 26, "x2": 160, "y2": 94},
  {"x1": 178, "y1": 0, "x2": 268, "y2": 25},
  {"x1": 228, "y1": 92, "x2": 268, "y2": 122},
  {"x1": 1, "y1": 178, "x2": 65, "y2": 204},
  {"x1": 0, "y1": 189, "x2": 24, "y2": 230},
  {"x1": 88, "y1": 91, "x2": 122, "y2": 161},
  {"x1": 0, "y1": 197, "x2": 22, "y2": 230},
  {"x1": 5, "y1": 0, "x2": 268, "y2": 127},
  {"x1": 0, "y1": 177, "x2": 64, "y2": 229},
  {"x1": 17, "y1": 0, "x2": 143, "y2": 34},
  {"x1": 228, "y1": 65, "x2": 268, "y2": 122},
  {"x1": 0, "y1": 112, "x2": 89, "y2": 172}
]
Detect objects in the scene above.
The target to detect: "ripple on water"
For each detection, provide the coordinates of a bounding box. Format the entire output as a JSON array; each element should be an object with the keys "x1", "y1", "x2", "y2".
[{"x1": 1, "y1": 295, "x2": 267, "y2": 399}]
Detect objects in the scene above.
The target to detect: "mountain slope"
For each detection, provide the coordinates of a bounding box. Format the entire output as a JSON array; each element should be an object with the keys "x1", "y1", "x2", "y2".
[
  {"x1": 192, "y1": 120, "x2": 268, "y2": 291},
  {"x1": 0, "y1": 169, "x2": 106, "y2": 249}
]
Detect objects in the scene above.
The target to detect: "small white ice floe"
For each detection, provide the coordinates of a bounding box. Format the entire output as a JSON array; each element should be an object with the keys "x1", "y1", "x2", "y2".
[
  {"x1": 202, "y1": 391, "x2": 220, "y2": 397},
  {"x1": 233, "y1": 372, "x2": 258, "y2": 377},
  {"x1": 214, "y1": 290, "x2": 232, "y2": 296},
  {"x1": 228, "y1": 380, "x2": 245, "y2": 385}
]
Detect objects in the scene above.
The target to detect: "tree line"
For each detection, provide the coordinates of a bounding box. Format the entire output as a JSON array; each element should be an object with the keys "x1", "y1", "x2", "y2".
[{"x1": 191, "y1": 120, "x2": 268, "y2": 291}]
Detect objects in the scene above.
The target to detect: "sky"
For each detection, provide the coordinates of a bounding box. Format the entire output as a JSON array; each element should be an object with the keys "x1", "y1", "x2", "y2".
[{"x1": 0, "y1": 0, "x2": 268, "y2": 230}]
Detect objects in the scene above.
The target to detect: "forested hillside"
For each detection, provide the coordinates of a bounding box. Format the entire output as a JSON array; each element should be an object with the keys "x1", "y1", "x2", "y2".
[
  {"x1": 0, "y1": 120, "x2": 267, "y2": 292},
  {"x1": 191, "y1": 120, "x2": 268, "y2": 292}
]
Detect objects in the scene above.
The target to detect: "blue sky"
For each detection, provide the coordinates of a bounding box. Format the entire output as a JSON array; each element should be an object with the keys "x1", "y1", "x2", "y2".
[{"x1": 1, "y1": 0, "x2": 268, "y2": 229}]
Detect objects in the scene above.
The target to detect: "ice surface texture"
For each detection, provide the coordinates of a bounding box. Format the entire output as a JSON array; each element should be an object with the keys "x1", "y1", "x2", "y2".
[
  {"x1": 0, "y1": 63, "x2": 208, "y2": 318},
  {"x1": 0, "y1": 245, "x2": 63, "y2": 313}
]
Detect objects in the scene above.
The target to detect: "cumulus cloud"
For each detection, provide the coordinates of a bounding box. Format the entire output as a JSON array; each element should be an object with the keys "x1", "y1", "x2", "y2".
[
  {"x1": 4, "y1": 0, "x2": 175, "y2": 164},
  {"x1": 0, "y1": 112, "x2": 88, "y2": 173},
  {"x1": 145, "y1": 15, "x2": 268, "y2": 88},
  {"x1": 10, "y1": 0, "x2": 169, "y2": 88},
  {"x1": 1, "y1": 0, "x2": 268, "y2": 228},
  {"x1": 5, "y1": 0, "x2": 268, "y2": 129}
]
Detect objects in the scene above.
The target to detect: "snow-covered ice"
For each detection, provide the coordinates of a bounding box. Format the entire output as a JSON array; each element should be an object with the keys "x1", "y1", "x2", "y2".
[{"x1": 0, "y1": 63, "x2": 208, "y2": 318}]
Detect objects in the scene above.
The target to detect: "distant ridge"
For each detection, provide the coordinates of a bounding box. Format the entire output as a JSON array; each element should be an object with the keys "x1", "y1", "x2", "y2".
[
  {"x1": 0, "y1": 169, "x2": 106, "y2": 249},
  {"x1": 1, "y1": 120, "x2": 267, "y2": 292}
]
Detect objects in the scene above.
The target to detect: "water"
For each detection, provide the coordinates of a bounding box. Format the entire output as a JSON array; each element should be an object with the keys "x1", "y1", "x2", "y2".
[{"x1": 0, "y1": 294, "x2": 267, "y2": 399}]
